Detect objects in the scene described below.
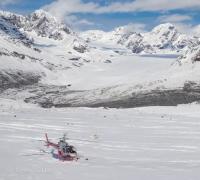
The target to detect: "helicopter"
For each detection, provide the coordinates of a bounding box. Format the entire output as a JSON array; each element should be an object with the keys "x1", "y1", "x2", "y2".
[{"x1": 45, "y1": 133, "x2": 78, "y2": 161}]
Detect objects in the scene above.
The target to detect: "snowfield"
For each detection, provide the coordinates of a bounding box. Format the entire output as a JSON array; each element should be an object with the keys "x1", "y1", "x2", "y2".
[
  {"x1": 52, "y1": 53, "x2": 176, "y2": 90},
  {"x1": 1, "y1": 100, "x2": 200, "y2": 180}
]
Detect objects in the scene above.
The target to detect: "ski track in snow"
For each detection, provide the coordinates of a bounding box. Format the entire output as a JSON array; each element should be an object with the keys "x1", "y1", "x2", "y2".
[{"x1": 1, "y1": 104, "x2": 200, "y2": 180}]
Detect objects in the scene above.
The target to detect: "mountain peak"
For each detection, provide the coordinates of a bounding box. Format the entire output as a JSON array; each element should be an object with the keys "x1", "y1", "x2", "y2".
[
  {"x1": 30, "y1": 9, "x2": 57, "y2": 23},
  {"x1": 27, "y1": 9, "x2": 72, "y2": 40},
  {"x1": 151, "y1": 23, "x2": 177, "y2": 35},
  {"x1": 0, "y1": 10, "x2": 23, "y2": 18},
  {"x1": 155, "y1": 23, "x2": 175, "y2": 28},
  {"x1": 33, "y1": 9, "x2": 51, "y2": 16}
]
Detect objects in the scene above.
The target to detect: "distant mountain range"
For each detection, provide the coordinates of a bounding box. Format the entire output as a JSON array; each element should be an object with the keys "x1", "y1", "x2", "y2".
[{"x1": 81, "y1": 23, "x2": 200, "y2": 54}]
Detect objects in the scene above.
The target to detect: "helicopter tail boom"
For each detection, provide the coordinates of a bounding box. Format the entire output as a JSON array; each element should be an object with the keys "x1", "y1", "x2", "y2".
[{"x1": 45, "y1": 133, "x2": 59, "y2": 149}]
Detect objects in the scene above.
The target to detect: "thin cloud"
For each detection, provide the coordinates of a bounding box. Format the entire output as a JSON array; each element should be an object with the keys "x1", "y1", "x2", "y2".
[
  {"x1": 120, "y1": 23, "x2": 147, "y2": 33},
  {"x1": 193, "y1": 25, "x2": 200, "y2": 36},
  {"x1": 158, "y1": 14, "x2": 192, "y2": 23},
  {"x1": 43, "y1": 0, "x2": 200, "y2": 18},
  {"x1": 67, "y1": 15, "x2": 94, "y2": 26},
  {"x1": 167, "y1": 23, "x2": 200, "y2": 37},
  {"x1": 43, "y1": 0, "x2": 99, "y2": 21},
  {"x1": 100, "y1": 0, "x2": 200, "y2": 13},
  {"x1": 0, "y1": 0, "x2": 20, "y2": 6},
  {"x1": 63, "y1": 15, "x2": 95, "y2": 31}
]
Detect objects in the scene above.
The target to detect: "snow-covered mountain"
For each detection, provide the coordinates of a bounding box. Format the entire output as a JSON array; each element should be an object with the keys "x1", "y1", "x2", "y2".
[
  {"x1": 0, "y1": 10, "x2": 88, "y2": 52},
  {"x1": 81, "y1": 25, "x2": 138, "y2": 45},
  {"x1": 0, "y1": 10, "x2": 73, "y2": 40},
  {"x1": 0, "y1": 11, "x2": 44, "y2": 90},
  {"x1": 0, "y1": 10, "x2": 116, "y2": 91},
  {"x1": 132, "y1": 23, "x2": 200, "y2": 54},
  {"x1": 81, "y1": 23, "x2": 200, "y2": 54},
  {"x1": 1, "y1": 9, "x2": 200, "y2": 108},
  {"x1": 26, "y1": 10, "x2": 72, "y2": 40},
  {"x1": 177, "y1": 46, "x2": 200, "y2": 64}
]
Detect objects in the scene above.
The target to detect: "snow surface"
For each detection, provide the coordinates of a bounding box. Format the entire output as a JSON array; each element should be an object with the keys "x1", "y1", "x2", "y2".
[
  {"x1": 1, "y1": 99, "x2": 200, "y2": 180},
  {"x1": 54, "y1": 54, "x2": 175, "y2": 90}
]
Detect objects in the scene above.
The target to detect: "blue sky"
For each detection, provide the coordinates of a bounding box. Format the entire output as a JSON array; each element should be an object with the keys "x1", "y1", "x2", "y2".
[{"x1": 1, "y1": 0, "x2": 200, "y2": 32}]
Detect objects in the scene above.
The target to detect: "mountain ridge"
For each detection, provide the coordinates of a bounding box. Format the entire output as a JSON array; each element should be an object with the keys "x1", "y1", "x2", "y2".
[{"x1": 81, "y1": 23, "x2": 200, "y2": 54}]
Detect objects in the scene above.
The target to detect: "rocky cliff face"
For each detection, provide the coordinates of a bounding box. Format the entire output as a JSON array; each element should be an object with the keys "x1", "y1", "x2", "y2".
[
  {"x1": 26, "y1": 10, "x2": 72, "y2": 40},
  {"x1": 177, "y1": 46, "x2": 200, "y2": 64},
  {"x1": 124, "y1": 23, "x2": 200, "y2": 54},
  {"x1": 0, "y1": 10, "x2": 73, "y2": 40},
  {"x1": 0, "y1": 14, "x2": 33, "y2": 47}
]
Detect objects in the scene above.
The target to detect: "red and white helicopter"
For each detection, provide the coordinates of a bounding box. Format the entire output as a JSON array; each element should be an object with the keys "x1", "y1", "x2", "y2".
[{"x1": 45, "y1": 133, "x2": 78, "y2": 161}]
